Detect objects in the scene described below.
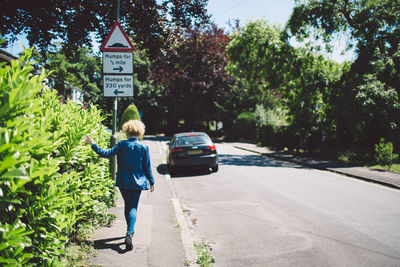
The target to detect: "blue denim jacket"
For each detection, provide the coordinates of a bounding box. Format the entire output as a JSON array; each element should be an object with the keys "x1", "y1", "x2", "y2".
[{"x1": 91, "y1": 137, "x2": 155, "y2": 190}]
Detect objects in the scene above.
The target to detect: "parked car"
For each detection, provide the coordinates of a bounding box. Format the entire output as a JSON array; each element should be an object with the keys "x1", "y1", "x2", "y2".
[{"x1": 167, "y1": 132, "x2": 218, "y2": 173}]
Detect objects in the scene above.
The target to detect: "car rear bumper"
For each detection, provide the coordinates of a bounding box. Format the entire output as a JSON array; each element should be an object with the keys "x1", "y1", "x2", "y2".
[{"x1": 169, "y1": 154, "x2": 218, "y2": 168}]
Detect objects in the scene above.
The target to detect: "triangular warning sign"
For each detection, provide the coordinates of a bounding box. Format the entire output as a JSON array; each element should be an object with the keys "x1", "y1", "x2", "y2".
[{"x1": 100, "y1": 22, "x2": 135, "y2": 52}]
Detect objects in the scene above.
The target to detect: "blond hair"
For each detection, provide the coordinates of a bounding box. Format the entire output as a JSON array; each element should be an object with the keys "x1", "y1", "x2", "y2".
[{"x1": 122, "y1": 120, "x2": 145, "y2": 137}]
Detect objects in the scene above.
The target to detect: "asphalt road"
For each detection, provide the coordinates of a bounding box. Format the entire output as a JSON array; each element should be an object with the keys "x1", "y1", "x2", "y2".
[{"x1": 164, "y1": 142, "x2": 400, "y2": 267}]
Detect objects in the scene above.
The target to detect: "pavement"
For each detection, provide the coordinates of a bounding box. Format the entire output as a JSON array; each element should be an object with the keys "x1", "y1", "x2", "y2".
[
  {"x1": 89, "y1": 138, "x2": 195, "y2": 267},
  {"x1": 230, "y1": 142, "x2": 400, "y2": 190},
  {"x1": 88, "y1": 140, "x2": 400, "y2": 267}
]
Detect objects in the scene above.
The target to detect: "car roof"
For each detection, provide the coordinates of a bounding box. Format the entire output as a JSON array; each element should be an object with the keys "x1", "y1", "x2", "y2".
[{"x1": 173, "y1": 132, "x2": 209, "y2": 137}]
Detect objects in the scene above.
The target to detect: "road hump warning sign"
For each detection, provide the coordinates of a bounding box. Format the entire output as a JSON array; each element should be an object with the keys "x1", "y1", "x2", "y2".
[{"x1": 100, "y1": 22, "x2": 135, "y2": 52}]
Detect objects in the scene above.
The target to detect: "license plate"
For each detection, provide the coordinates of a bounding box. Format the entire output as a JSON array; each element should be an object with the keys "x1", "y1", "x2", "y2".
[{"x1": 188, "y1": 150, "x2": 202, "y2": 155}]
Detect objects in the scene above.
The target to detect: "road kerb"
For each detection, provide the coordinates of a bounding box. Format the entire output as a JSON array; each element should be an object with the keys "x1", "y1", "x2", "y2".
[
  {"x1": 172, "y1": 198, "x2": 197, "y2": 266},
  {"x1": 158, "y1": 140, "x2": 197, "y2": 266}
]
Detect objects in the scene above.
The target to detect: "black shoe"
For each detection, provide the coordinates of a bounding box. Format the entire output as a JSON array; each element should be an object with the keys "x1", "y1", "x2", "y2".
[{"x1": 125, "y1": 233, "x2": 133, "y2": 251}]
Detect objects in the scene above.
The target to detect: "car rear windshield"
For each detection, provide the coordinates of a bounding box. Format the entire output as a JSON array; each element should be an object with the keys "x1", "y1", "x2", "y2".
[{"x1": 175, "y1": 135, "x2": 212, "y2": 146}]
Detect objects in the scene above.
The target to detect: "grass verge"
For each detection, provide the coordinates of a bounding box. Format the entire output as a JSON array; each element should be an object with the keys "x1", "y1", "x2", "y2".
[
  {"x1": 368, "y1": 163, "x2": 400, "y2": 173},
  {"x1": 275, "y1": 146, "x2": 400, "y2": 174},
  {"x1": 63, "y1": 241, "x2": 96, "y2": 267},
  {"x1": 61, "y1": 212, "x2": 117, "y2": 266}
]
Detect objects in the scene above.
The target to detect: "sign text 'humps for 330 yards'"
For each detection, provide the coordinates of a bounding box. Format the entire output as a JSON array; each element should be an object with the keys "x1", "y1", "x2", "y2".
[{"x1": 103, "y1": 75, "x2": 133, "y2": 97}]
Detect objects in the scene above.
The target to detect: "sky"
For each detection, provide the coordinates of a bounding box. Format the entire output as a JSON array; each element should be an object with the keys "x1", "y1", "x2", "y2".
[
  {"x1": 207, "y1": 0, "x2": 295, "y2": 29},
  {"x1": 4, "y1": 0, "x2": 355, "y2": 62}
]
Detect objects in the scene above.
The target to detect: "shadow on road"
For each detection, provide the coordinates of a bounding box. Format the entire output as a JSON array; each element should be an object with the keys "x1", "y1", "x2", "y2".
[
  {"x1": 170, "y1": 168, "x2": 212, "y2": 178},
  {"x1": 94, "y1": 236, "x2": 128, "y2": 254},
  {"x1": 218, "y1": 154, "x2": 308, "y2": 168},
  {"x1": 143, "y1": 135, "x2": 170, "y2": 142},
  {"x1": 156, "y1": 163, "x2": 212, "y2": 178}
]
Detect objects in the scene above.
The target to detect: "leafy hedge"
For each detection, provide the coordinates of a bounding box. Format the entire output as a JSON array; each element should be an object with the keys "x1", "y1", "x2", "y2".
[{"x1": 0, "y1": 48, "x2": 115, "y2": 266}]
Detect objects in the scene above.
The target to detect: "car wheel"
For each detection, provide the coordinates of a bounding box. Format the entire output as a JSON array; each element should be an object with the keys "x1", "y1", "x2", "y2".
[{"x1": 211, "y1": 165, "x2": 218, "y2": 172}]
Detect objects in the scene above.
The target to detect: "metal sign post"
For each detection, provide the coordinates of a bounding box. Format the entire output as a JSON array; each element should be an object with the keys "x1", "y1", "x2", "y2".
[{"x1": 101, "y1": 0, "x2": 135, "y2": 181}]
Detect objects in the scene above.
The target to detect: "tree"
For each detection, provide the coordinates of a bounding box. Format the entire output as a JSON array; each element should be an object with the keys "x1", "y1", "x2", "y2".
[
  {"x1": 1, "y1": 0, "x2": 210, "y2": 59},
  {"x1": 226, "y1": 21, "x2": 289, "y2": 95},
  {"x1": 34, "y1": 47, "x2": 103, "y2": 105},
  {"x1": 281, "y1": 49, "x2": 343, "y2": 150},
  {"x1": 226, "y1": 21, "x2": 291, "y2": 98},
  {"x1": 288, "y1": 0, "x2": 400, "y2": 153},
  {"x1": 225, "y1": 21, "x2": 290, "y2": 138},
  {"x1": 151, "y1": 23, "x2": 233, "y2": 132},
  {"x1": 226, "y1": 20, "x2": 344, "y2": 149},
  {"x1": 288, "y1": 0, "x2": 400, "y2": 63}
]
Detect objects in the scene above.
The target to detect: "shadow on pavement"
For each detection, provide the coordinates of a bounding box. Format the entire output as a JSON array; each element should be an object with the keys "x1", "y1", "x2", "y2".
[
  {"x1": 94, "y1": 236, "x2": 128, "y2": 254},
  {"x1": 218, "y1": 154, "x2": 308, "y2": 168},
  {"x1": 261, "y1": 152, "x2": 362, "y2": 170},
  {"x1": 157, "y1": 164, "x2": 169, "y2": 175}
]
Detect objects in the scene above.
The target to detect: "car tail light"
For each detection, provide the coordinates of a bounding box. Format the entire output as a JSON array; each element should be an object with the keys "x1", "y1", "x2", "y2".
[
  {"x1": 206, "y1": 145, "x2": 216, "y2": 151},
  {"x1": 171, "y1": 147, "x2": 184, "y2": 153}
]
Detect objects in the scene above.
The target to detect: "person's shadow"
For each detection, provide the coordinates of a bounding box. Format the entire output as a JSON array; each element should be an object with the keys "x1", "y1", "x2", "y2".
[{"x1": 94, "y1": 236, "x2": 128, "y2": 254}]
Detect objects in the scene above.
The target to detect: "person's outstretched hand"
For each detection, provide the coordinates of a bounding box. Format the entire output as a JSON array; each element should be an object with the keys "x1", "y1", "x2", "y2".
[
  {"x1": 150, "y1": 185, "x2": 155, "y2": 192},
  {"x1": 84, "y1": 136, "x2": 94, "y2": 145}
]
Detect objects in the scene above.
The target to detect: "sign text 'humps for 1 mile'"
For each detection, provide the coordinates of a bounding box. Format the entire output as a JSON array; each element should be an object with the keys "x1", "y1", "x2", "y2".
[{"x1": 103, "y1": 52, "x2": 133, "y2": 74}]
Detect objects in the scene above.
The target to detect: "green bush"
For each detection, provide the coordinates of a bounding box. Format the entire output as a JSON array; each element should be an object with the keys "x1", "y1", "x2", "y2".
[
  {"x1": 0, "y1": 48, "x2": 115, "y2": 266},
  {"x1": 119, "y1": 104, "x2": 140, "y2": 130},
  {"x1": 375, "y1": 138, "x2": 399, "y2": 171}
]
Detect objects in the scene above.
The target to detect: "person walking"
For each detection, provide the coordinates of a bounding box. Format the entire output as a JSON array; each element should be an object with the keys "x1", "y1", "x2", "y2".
[{"x1": 85, "y1": 119, "x2": 155, "y2": 251}]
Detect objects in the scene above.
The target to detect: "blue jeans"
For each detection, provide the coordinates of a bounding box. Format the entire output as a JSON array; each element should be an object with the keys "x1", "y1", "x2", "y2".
[{"x1": 119, "y1": 189, "x2": 142, "y2": 235}]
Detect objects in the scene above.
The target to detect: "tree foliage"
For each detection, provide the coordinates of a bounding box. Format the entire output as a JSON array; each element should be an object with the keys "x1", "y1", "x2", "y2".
[
  {"x1": 288, "y1": 0, "x2": 400, "y2": 57},
  {"x1": 1, "y1": 0, "x2": 210, "y2": 59},
  {"x1": 152, "y1": 24, "x2": 232, "y2": 132},
  {"x1": 288, "y1": 0, "x2": 400, "y2": 153},
  {"x1": 226, "y1": 21, "x2": 288, "y2": 108},
  {"x1": 227, "y1": 21, "x2": 289, "y2": 92},
  {"x1": 224, "y1": 21, "x2": 288, "y2": 137},
  {"x1": 34, "y1": 47, "x2": 102, "y2": 104},
  {"x1": 226, "y1": 20, "x2": 344, "y2": 149}
]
